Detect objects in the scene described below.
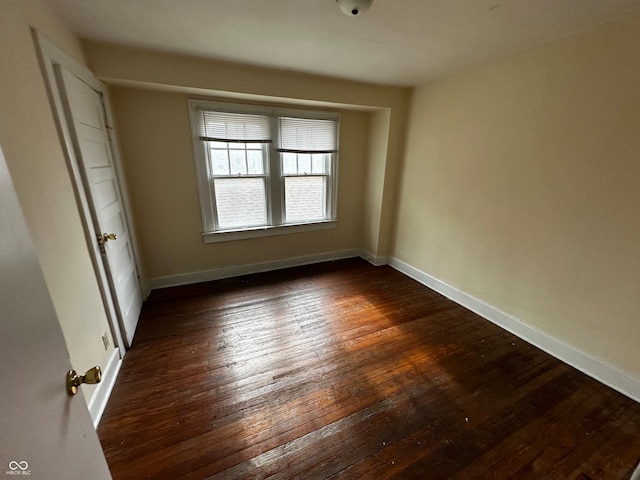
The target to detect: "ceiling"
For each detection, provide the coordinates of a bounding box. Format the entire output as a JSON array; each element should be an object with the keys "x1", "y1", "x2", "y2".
[{"x1": 42, "y1": 0, "x2": 640, "y2": 87}]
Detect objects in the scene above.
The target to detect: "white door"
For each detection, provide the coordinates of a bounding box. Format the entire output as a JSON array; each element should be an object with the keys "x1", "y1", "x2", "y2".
[
  {"x1": 0, "y1": 145, "x2": 112, "y2": 479},
  {"x1": 57, "y1": 67, "x2": 142, "y2": 347}
]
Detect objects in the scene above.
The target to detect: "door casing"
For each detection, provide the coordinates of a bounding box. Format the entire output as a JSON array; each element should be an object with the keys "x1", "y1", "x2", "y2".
[{"x1": 33, "y1": 30, "x2": 146, "y2": 421}]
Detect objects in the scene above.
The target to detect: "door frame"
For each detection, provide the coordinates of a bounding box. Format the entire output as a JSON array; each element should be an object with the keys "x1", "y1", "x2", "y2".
[{"x1": 33, "y1": 31, "x2": 146, "y2": 417}]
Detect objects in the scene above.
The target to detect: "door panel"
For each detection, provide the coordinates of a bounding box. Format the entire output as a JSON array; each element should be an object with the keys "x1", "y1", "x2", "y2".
[
  {"x1": 83, "y1": 141, "x2": 111, "y2": 168},
  {"x1": 58, "y1": 67, "x2": 142, "y2": 347},
  {"x1": 0, "y1": 145, "x2": 112, "y2": 479}
]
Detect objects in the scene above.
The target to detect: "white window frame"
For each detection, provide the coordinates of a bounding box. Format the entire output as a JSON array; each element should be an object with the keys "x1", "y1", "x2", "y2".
[{"x1": 188, "y1": 99, "x2": 340, "y2": 243}]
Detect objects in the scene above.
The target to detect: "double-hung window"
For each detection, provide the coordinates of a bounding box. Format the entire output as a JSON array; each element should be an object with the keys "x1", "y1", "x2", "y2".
[{"x1": 189, "y1": 100, "x2": 339, "y2": 242}]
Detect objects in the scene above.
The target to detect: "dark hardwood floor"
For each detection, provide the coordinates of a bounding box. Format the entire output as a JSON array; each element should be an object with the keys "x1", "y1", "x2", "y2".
[{"x1": 98, "y1": 258, "x2": 640, "y2": 479}]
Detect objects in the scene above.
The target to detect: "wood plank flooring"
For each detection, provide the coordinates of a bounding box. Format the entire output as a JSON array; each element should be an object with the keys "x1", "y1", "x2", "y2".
[{"x1": 98, "y1": 258, "x2": 640, "y2": 479}]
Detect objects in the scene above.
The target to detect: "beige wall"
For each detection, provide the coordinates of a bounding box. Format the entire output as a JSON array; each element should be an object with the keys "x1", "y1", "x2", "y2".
[
  {"x1": 83, "y1": 41, "x2": 409, "y2": 111},
  {"x1": 394, "y1": 15, "x2": 640, "y2": 377},
  {"x1": 0, "y1": 0, "x2": 115, "y2": 403},
  {"x1": 109, "y1": 87, "x2": 369, "y2": 279},
  {"x1": 84, "y1": 42, "x2": 410, "y2": 280},
  {"x1": 361, "y1": 109, "x2": 390, "y2": 257}
]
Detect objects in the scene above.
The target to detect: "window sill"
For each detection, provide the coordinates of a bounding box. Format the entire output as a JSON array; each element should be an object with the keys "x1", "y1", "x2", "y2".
[{"x1": 202, "y1": 220, "x2": 337, "y2": 244}]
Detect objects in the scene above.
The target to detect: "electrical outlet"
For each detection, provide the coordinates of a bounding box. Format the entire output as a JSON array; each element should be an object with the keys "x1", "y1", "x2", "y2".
[{"x1": 101, "y1": 332, "x2": 110, "y2": 351}]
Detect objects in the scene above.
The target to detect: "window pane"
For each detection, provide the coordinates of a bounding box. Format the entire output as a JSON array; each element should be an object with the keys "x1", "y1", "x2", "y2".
[
  {"x1": 282, "y1": 153, "x2": 297, "y2": 174},
  {"x1": 214, "y1": 178, "x2": 267, "y2": 229},
  {"x1": 211, "y1": 149, "x2": 229, "y2": 175},
  {"x1": 298, "y1": 153, "x2": 311, "y2": 174},
  {"x1": 247, "y1": 150, "x2": 264, "y2": 174},
  {"x1": 229, "y1": 150, "x2": 247, "y2": 175},
  {"x1": 284, "y1": 176, "x2": 326, "y2": 222},
  {"x1": 311, "y1": 154, "x2": 328, "y2": 174}
]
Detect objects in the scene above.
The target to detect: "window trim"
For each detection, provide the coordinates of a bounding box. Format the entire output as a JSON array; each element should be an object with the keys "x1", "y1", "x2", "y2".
[{"x1": 188, "y1": 99, "x2": 340, "y2": 243}]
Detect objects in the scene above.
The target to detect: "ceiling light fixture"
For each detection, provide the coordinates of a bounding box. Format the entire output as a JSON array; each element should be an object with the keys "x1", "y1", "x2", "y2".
[{"x1": 336, "y1": 0, "x2": 373, "y2": 16}]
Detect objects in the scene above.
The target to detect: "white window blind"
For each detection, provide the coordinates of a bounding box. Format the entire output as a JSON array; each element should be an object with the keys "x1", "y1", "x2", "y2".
[
  {"x1": 278, "y1": 117, "x2": 337, "y2": 153},
  {"x1": 198, "y1": 110, "x2": 271, "y2": 142}
]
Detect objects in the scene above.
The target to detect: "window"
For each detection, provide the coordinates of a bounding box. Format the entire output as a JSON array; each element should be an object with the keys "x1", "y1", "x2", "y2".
[{"x1": 189, "y1": 100, "x2": 339, "y2": 243}]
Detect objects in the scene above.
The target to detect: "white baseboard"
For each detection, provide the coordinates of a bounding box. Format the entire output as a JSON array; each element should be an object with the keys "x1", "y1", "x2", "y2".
[
  {"x1": 389, "y1": 257, "x2": 640, "y2": 404},
  {"x1": 359, "y1": 250, "x2": 389, "y2": 267},
  {"x1": 631, "y1": 462, "x2": 640, "y2": 480},
  {"x1": 87, "y1": 348, "x2": 122, "y2": 428},
  {"x1": 149, "y1": 249, "x2": 362, "y2": 290}
]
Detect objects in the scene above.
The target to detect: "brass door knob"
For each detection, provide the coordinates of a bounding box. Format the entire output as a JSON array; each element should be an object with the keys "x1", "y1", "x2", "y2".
[
  {"x1": 97, "y1": 232, "x2": 117, "y2": 246},
  {"x1": 66, "y1": 366, "x2": 102, "y2": 396}
]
